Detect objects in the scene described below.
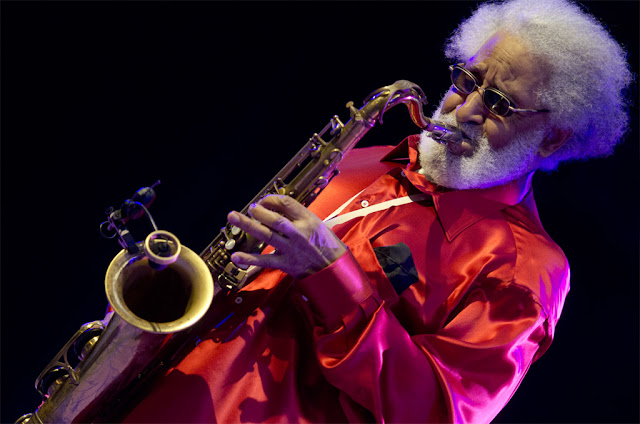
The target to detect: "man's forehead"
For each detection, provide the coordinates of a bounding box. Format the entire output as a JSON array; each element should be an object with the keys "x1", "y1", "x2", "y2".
[
  {"x1": 465, "y1": 32, "x2": 545, "y2": 90},
  {"x1": 467, "y1": 33, "x2": 532, "y2": 70}
]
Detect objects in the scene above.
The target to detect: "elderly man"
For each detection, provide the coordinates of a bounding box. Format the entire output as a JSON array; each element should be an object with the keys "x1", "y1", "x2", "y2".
[{"x1": 121, "y1": 0, "x2": 632, "y2": 422}]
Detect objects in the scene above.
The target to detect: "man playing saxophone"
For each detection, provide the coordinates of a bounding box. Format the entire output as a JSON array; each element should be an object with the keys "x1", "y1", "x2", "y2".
[{"x1": 118, "y1": 0, "x2": 632, "y2": 422}]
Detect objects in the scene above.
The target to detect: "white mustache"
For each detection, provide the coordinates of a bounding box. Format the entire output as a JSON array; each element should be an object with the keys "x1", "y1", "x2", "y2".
[{"x1": 433, "y1": 110, "x2": 485, "y2": 147}]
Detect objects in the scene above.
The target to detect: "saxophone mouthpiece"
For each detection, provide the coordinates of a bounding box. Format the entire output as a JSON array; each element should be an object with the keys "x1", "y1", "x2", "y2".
[{"x1": 424, "y1": 119, "x2": 468, "y2": 145}]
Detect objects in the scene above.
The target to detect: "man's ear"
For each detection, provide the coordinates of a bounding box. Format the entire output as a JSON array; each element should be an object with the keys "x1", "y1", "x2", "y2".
[{"x1": 538, "y1": 127, "x2": 573, "y2": 158}]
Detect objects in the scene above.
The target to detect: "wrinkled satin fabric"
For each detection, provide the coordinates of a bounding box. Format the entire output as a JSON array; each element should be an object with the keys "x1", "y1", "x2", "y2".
[{"x1": 123, "y1": 135, "x2": 570, "y2": 423}]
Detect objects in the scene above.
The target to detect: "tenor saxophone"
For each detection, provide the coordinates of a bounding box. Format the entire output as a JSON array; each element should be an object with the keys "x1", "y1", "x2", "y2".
[{"x1": 17, "y1": 80, "x2": 463, "y2": 423}]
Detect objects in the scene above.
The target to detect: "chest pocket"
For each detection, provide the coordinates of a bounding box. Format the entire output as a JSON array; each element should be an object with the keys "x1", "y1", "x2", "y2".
[{"x1": 373, "y1": 242, "x2": 419, "y2": 295}]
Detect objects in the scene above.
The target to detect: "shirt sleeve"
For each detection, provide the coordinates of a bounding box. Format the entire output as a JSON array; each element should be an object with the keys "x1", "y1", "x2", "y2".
[{"x1": 294, "y1": 249, "x2": 550, "y2": 423}]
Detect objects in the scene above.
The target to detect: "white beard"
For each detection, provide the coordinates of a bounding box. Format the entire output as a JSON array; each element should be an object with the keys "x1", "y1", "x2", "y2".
[{"x1": 418, "y1": 102, "x2": 545, "y2": 190}]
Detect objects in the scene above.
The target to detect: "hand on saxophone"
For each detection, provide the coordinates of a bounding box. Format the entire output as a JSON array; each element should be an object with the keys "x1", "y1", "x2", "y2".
[{"x1": 227, "y1": 195, "x2": 347, "y2": 280}]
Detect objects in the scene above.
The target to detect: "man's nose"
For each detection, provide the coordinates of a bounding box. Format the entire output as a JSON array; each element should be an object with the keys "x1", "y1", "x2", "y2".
[{"x1": 454, "y1": 89, "x2": 487, "y2": 125}]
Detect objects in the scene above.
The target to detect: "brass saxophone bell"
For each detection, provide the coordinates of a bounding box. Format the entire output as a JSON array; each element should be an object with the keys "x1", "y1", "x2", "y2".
[{"x1": 105, "y1": 231, "x2": 214, "y2": 334}]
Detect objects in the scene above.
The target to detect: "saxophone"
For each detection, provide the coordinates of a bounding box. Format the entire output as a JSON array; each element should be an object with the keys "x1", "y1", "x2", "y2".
[{"x1": 17, "y1": 80, "x2": 463, "y2": 423}]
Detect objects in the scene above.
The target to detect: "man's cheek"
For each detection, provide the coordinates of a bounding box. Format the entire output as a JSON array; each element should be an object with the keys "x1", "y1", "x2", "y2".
[{"x1": 484, "y1": 120, "x2": 511, "y2": 150}]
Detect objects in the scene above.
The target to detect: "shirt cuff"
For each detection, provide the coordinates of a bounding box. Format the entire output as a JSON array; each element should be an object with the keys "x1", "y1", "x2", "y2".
[{"x1": 295, "y1": 249, "x2": 377, "y2": 331}]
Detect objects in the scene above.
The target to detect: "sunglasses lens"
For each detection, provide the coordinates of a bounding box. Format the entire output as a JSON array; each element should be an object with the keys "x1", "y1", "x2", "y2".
[
  {"x1": 451, "y1": 67, "x2": 476, "y2": 94},
  {"x1": 483, "y1": 89, "x2": 511, "y2": 116},
  {"x1": 450, "y1": 65, "x2": 522, "y2": 116}
]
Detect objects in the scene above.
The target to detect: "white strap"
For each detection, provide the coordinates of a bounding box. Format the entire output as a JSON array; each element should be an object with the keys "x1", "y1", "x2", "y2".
[
  {"x1": 323, "y1": 193, "x2": 430, "y2": 229},
  {"x1": 323, "y1": 189, "x2": 366, "y2": 221}
]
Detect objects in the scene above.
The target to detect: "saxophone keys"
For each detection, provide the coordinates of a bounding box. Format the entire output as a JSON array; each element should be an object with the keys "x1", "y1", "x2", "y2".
[
  {"x1": 346, "y1": 101, "x2": 362, "y2": 121},
  {"x1": 315, "y1": 176, "x2": 329, "y2": 188},
  {"x1": 330, "y1": 115, "x2": 344, "y2": 135}
]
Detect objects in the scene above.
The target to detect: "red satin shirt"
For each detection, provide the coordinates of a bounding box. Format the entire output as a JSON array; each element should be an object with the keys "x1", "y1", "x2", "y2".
[{"x1": 123, "y1": 135, "x2": 570, "y2": 423}]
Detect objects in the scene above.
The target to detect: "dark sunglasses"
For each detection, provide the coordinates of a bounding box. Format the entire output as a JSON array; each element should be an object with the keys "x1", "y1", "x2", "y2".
[{"x1": 449, "y1": 63, "x2": 550, "y2": 117}]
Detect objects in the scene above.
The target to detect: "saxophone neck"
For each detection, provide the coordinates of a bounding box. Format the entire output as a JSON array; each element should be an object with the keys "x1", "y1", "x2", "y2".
[{"x1": 363, "y1": 80, "x2": 467, "y2": 145}]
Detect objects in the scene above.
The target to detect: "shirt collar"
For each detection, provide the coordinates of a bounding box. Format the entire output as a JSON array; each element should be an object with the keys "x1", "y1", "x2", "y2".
[{"x1": 381, "y1": 135, "x2": 534, "y2": 242}]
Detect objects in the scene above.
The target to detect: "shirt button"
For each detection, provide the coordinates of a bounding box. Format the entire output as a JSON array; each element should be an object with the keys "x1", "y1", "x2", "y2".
[{"x1": 360, "y1": 200, "x2": 369, "y2": 208}]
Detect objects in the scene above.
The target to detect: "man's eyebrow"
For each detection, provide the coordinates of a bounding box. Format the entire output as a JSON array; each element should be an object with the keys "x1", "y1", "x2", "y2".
[
  {"x1": 466, "y1": 63, "x2": 486, "y2": 79},
  {"x1": 466, "y1": 62, "x2": 480, "y2": 71}
]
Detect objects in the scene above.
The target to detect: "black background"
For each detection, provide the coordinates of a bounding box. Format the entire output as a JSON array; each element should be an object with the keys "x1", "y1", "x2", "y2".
[{"x1": 2, "y1": 1, "x2": 638, "y2": 422}]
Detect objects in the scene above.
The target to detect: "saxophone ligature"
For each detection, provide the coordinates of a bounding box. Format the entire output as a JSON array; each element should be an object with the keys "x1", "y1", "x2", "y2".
[{"x1": 17, "y1": 80, "x2": 464, "y2": 423}]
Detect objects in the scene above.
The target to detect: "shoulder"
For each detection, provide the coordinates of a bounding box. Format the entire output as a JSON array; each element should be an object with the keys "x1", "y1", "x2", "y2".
[
  {"x1": 445, "y1": 188, "x2": 569, "y2": 326},
  {"x1": 500, "y1": 193, "x2": 570, "y2": 326}
]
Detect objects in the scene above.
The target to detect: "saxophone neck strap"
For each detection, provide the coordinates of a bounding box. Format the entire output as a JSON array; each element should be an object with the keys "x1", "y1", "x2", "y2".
[{"x1": 323, "y1": 192, "x2": 430, "y2": 229}]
